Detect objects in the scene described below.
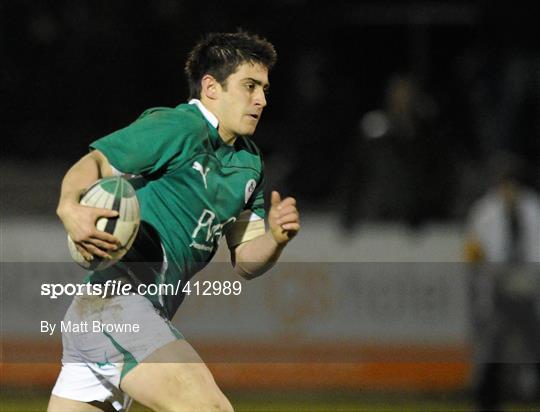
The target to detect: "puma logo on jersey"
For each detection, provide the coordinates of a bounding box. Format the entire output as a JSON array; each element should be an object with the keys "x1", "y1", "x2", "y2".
[{"x1": 192, "y1": 161, "x2": 210, "y2": 189}]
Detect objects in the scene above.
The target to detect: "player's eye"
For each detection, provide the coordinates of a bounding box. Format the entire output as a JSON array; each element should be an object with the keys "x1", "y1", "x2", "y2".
[{"x1": 245, "y1": 83, "x2": 255, "y2": 91}]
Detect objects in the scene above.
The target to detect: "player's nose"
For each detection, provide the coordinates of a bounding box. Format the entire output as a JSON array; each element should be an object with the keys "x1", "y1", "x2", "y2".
[{"x1": 254, "y1": 89, "x2": 267, "y2": 108}]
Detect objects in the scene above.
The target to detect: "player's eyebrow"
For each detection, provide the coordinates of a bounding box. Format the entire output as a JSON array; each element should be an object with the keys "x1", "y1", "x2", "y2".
[{"x1": 243, "y1": 77, "x2": 270, "y2": 91}]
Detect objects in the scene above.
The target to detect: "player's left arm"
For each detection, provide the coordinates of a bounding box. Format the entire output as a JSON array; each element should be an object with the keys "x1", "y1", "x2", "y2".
[{"x1": 230, "y1": 191, "x2": 300, "y2": 279}]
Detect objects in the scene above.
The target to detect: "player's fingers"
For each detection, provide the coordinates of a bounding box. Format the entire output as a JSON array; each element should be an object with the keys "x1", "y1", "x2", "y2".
[
  {"x1": 277, "y1": 213, "x2": 299, "y2": 225},
  {"x1": 92, "y1": 208, "x2": 119, "y2": 219},
  {"x1": 89, "y1": 237, "x2": 119, "y2": 251},
  {"x1": 90, "y1": 230, "x2": 121, "y2": 245},
  {"x1": 278, "y1": 197, "x2": 296, "y2": 209},
  {"x1": 282, "y1": 223, "x2": 300, "y2": 232},
  {"x1": 82, "y1": 242, "x2": 113, "y2": 260},
  {"x1": 276, "y1": 205, "x2": 297, "y2": 217},
  {"x1": 271, "y1": 191, "x2": 281, "y2": 207},
  {"x1": 75, "y1": 243, "x2": 94, "y2": 261}
]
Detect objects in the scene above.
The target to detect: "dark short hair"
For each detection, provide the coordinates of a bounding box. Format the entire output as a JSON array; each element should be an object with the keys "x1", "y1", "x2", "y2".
[{"x1": 185, "y1": 31, "x2": 277, "y2": 99}]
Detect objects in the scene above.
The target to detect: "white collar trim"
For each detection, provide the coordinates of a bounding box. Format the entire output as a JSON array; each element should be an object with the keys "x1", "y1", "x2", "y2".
[{"x1": 188, "y1": 99, "x2": 219, "y2": 129}]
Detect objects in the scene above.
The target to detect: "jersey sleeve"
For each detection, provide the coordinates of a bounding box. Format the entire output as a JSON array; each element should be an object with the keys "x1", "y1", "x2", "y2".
[
  {"x1": 245, "y1": 169, "x2": 266, "y2": 219},
  {"x1": 225, "y1": 210, "x2": 266, "y2": 249},
  {"x1": 225, "y1": 168, "x2": 266, "y2": 249},
  {"x1": 90, "y1": 109, "x2": 191, "y2": 175}
]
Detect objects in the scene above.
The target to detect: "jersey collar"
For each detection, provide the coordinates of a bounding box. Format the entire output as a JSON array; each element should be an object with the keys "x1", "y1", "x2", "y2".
[
  {"x1": 189, "y1": 98, "x2": 239, "y2": 150},
  {"x1": 189, "y1": 99, "x2": 219, "y2": 129}
]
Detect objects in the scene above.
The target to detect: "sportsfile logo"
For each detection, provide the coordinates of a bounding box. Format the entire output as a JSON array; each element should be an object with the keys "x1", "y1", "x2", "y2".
[
  {"x1": 41, "y1": 281, "x2": 135, "y2": 299},
  {"x1": 40, "y1": 279, "x2": 242, "y2": 299}
]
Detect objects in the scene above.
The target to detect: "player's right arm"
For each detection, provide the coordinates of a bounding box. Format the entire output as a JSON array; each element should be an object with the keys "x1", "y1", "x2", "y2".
[
  {"x1": 56, "y1": 149, "x2": 120, "y2": 261},
  {"x1": 63, "y1": 108, "x2": 189, "y2": 261}
]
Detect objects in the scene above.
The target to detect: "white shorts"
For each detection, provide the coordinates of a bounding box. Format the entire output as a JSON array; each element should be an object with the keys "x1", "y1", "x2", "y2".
[{"x1": 52, "y1": 292, "x2": 182, "y2": 411}]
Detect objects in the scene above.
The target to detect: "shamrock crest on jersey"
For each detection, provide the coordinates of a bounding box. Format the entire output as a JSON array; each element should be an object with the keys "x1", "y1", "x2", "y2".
[{"x1": 245, "y1": 179, "x2": 257, "y2": 204}]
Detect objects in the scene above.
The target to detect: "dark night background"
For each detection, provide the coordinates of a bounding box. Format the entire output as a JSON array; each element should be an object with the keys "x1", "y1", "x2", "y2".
[
  {"x1": 2, "y1": 3, "x2": 540, "y2": 409},
  {"x1": 2, "y1": 0, "x2": 539, "y2": 227}
]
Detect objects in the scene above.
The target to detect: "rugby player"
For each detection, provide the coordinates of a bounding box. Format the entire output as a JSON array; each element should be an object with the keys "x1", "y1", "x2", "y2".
[{"x1": 48, "y1": 31, "x2": 300, "y2": 412}]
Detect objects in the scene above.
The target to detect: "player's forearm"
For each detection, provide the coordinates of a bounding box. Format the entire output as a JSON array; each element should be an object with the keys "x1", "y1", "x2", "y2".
[
  {"x1": 233, "y1": 231, "x2": 286, "y2": 279},
  {"x1": 57, "y1": 151, "x2": 112, "y2": 215}
]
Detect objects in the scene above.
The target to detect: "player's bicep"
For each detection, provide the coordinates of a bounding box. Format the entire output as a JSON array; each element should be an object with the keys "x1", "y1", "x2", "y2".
[{"x1": 82, "y1": 149, "x2": 114, "y2": 178}]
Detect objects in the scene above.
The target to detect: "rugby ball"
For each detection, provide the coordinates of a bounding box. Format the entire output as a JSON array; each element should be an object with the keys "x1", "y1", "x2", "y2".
[{"x1": 68, "y1": 176, "x2": 140, "y2": 271}]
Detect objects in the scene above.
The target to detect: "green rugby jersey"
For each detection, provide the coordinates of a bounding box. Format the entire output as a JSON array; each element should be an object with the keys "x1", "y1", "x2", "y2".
[{"x1": 87, "y1": 101, "x2": 265, "y2": 318}]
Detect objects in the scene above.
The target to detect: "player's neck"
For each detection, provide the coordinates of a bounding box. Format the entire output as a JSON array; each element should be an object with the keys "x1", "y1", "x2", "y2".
[
  {"x1": 197, "y1": 98, "x2": 236, "y2": 146},
  {"x1": 217, "y1": 128, "x2": 237, "y2": 146}
]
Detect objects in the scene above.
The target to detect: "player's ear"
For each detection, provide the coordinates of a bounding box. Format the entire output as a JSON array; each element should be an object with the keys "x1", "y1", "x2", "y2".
[{"x1": 201, "y1": 74, "x2": 220, "y2": 100}]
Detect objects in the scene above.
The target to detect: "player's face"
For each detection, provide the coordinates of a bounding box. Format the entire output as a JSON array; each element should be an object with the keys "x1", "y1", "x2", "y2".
[{"x1": 217, "y1": 62, "x2": 269, "y2": 141}]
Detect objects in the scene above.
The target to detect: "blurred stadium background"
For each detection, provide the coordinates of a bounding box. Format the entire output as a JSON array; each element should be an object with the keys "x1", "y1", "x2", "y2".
[{"x1": 2, "y1": 1, "x2": 540, "y2": 411}]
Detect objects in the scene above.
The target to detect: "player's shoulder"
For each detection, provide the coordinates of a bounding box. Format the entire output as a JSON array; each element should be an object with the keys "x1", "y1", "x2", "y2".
[
  {"x1": 236, "y1": 136, "x2": 263, "y2": 158},
  {"x1": 136, "y1": 104, "x2": 207, "y2": 135},
  {"x1": 235, "y1": 137, "x2": 264, "y2": 171}
]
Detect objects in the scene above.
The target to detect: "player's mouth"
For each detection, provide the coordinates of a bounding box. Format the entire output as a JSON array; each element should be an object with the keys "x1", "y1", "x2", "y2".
[{"x1": 247, "y1": 113, "x2": 260, "y2": 120}]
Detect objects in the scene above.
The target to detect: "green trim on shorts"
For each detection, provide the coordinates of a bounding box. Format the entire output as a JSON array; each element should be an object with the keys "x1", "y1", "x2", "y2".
[{"x1": 102, "y1": 331, "x2": 139, "y2": 380}]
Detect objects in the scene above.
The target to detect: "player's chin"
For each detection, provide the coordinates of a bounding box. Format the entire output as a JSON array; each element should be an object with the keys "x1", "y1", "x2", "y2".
[
  {"x1": 240, "y1": 118, "x2": 259, "y2": 136},
  {"x1": 240, "y1": 126, "x2": 257, "y2": 137}
]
